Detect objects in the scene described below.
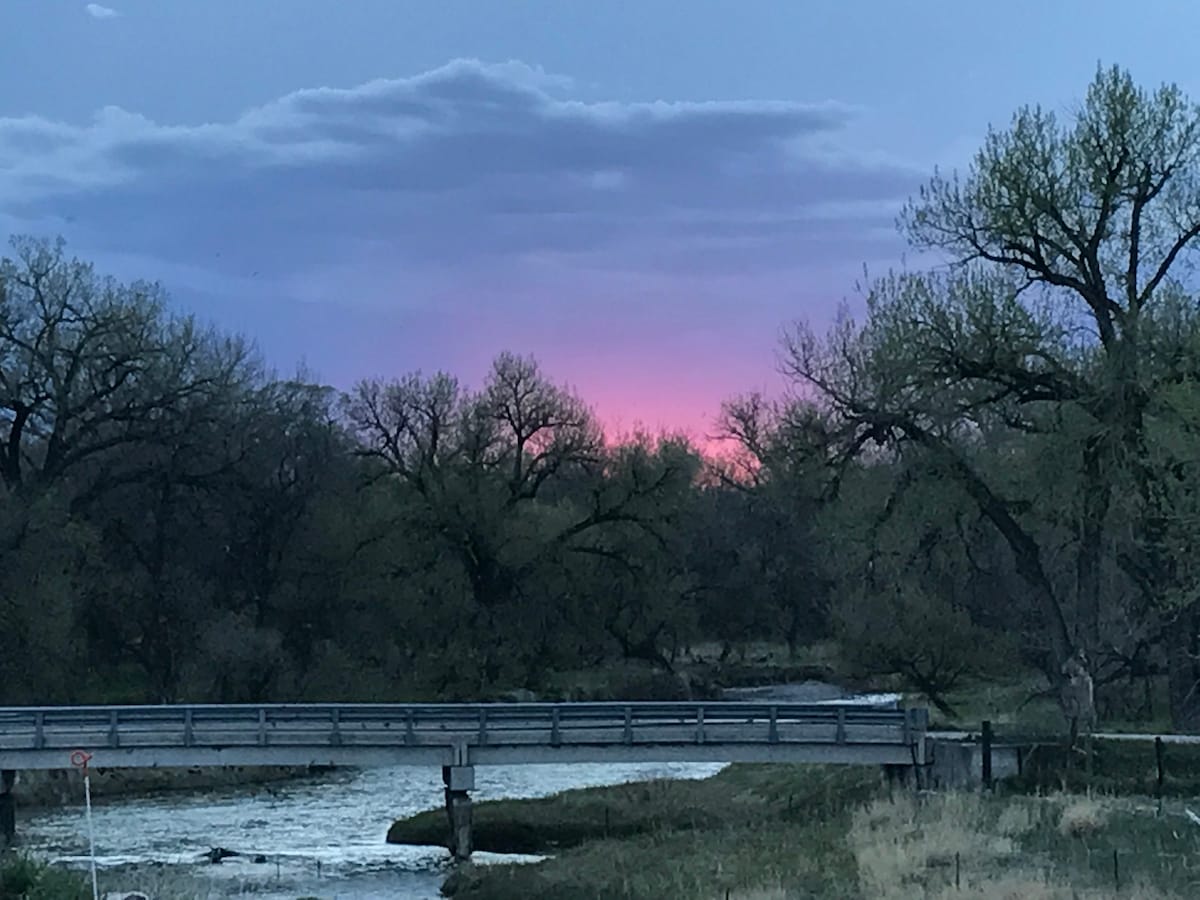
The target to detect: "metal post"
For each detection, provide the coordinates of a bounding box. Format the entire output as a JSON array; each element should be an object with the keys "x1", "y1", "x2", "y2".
[
  {"x1": 981, "y1": 720, "x2": 993, "y2": 791},
  {"x1": 1156, "y1": 735, "x2": 1165, "y2": 799},
  {"x1": 0, "y1": 770, "x2": 15, "y2": 846}
]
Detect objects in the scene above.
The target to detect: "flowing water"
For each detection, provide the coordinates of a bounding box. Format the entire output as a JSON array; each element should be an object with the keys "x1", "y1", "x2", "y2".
[{"x1": 20, "y1": 761, "x2": 725, "y2": 899}]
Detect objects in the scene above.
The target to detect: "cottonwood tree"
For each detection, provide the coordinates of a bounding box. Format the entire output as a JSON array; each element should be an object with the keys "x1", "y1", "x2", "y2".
[
  {"x1": 0, "y1": 237, "x2": 255, "y2": 501},
  {"x1": 344, "y1": 354, "x2": 698, "y2": 689},
  {"x1": 783, "y1": 66, "x2": 1200, "y2": 727}
]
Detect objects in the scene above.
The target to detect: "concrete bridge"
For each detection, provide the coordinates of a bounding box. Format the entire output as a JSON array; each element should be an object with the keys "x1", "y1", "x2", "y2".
[{"x1": 0, "y1": 701, "x2": 929, "y2": 859}]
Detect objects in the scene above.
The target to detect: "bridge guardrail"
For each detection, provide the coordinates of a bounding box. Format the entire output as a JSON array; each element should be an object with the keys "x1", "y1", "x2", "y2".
[{"x1": 0, "y1": 702, "x2": 924, "y2": 748}]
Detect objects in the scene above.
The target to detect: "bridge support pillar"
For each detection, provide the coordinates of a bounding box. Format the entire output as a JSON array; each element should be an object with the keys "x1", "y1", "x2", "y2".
[
  {"x1": 443, "y1": 765, "x2": 474, "y2": 861},
  {"x1": 0, "y1": 770, "x2": 15, "y2": 846}
]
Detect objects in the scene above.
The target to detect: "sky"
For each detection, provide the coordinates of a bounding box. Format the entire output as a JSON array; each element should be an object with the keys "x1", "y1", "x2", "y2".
[{"x1": 4, "y1": 1, "x2": 1200, "y2": 442}]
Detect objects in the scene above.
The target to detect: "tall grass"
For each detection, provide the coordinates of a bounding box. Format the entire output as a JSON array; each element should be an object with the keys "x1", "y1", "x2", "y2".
[
  {"x1": 850, "y1": 790, "x2": 1200, "y2": 898},
  {"x1": 435, "y1": 761, "x2": 1200, "y2": 899}
]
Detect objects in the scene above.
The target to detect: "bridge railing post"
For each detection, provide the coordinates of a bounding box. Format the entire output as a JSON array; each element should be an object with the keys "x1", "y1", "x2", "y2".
[
  {"x1": 183, "y1": 708, "x2": 194, "y2": 747},
  {"x1": 551, "y1": 708, "x2": 561, "y2": 747},
  {"x1": 257, "y1": 708, "x2": 267, "y2": 747},
  {"x1": 330, "y1": 708, "x2": 342, "y2": 746},
  {"x1": 696, "y1": 706, "x2": 706, "y2": 744},
  {"x1": 623, "y1": 706, "x2": 633, "y2": 745},
  {"x1": 769, "y1": 706, "x2": 779, "y2": 744},
  {"x1": 33, "y1": 712, "x2": 44, "y2": 750},
  {"x1": 477, "y1": 708, "x2": 488, "y2": 747}
]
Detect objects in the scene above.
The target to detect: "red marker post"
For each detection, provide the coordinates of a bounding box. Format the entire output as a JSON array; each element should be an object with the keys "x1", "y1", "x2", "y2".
[{"x1": 70, "y1": 751, "x2": 99, "y2": 900}]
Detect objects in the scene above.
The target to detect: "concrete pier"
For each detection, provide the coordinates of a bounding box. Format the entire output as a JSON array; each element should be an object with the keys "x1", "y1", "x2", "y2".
[
  {"x1": 443, "y1": 765, "x2": 474, "y2": 861},
  {"x1": 925, "y1": 739, "x2": 1022, "y2": 789},
  {"x1": 0, "y1": 770, "x2": 15, "y2": 845}
]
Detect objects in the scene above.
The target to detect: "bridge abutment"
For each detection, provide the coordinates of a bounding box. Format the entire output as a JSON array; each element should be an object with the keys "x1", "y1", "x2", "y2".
[
  {"x1": 442, "y1": 765, "x2": 474, "y2": 861},
  {"x1": 0, "y1": 769, "x2": 15, "y2": 845}
]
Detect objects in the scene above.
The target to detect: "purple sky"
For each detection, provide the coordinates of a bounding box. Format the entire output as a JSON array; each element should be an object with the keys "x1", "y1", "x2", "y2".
[{"x1": 4, "y1": 1, "x2": 1200, "y2": 442}]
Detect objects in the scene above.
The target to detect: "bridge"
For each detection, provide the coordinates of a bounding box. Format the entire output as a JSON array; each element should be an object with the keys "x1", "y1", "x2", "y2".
[{"x1": 0, "y1": 701, "x2": 929, "y2": 858}]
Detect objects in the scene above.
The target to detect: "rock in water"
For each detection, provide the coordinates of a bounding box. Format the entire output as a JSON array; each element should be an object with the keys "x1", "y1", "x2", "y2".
[{"x1": 203, "y1": 846, "x2": 241, "y2": 864}]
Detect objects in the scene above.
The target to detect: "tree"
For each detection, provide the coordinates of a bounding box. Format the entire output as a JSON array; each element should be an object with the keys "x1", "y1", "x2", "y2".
[
  {"x1": 781, "y1": 66, "x2": 1200, "y2": 727},
  {"x1": 344, "y1": 354, "x2": 698, "y2": 691}
]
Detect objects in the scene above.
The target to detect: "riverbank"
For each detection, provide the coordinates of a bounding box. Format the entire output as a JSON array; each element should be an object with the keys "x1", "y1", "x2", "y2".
[
  {"x1": 11, "y1": 765, "x2": 333, "y2": 811},
  {"x1": 387, "y1": 740, "x2": 1200, "y2": 898}
]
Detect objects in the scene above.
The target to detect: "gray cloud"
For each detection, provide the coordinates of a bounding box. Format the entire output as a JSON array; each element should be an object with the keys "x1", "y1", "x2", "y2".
[{"x1": 0, "y1": 58, "x2": 919, "y2": 307}]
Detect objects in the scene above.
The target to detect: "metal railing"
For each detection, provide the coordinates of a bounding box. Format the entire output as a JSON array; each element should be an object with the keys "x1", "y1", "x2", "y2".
[{"x1": 0, "y1": 702, "x2": 928, "y2": 769}]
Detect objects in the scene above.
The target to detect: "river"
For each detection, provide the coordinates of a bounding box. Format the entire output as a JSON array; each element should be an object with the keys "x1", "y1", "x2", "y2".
[{"x1": 20, "y1": 760, "x2": 725, "y2": 899}]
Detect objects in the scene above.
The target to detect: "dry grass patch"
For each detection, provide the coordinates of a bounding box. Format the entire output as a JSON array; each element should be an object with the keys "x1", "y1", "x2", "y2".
[
  {"x1": 850, "y1": 790, "x2": 1195, "y2": 899},
  {"x1": 1056, "y1": 794, "x2": 1109, "y2": 837},
  {"x1": 850, "y1": 792, "x2": 1030, "y2": 899}
]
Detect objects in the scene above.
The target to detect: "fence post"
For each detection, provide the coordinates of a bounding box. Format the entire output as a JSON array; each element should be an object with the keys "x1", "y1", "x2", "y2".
[
  {"x1": 1156, "y1": 736, "x2": 1165, "y2": 799},
  {"x1": 981, "y1": 720, "x2": 993, "y2": 792},
  {"x1": 330, "y1": 707, "x2": 342, "y2": 746}
]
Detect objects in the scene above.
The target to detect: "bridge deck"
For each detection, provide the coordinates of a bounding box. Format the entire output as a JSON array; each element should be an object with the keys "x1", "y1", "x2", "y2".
[{"x1": 0, "y1": 702, "x2": 928, "y2": 770}]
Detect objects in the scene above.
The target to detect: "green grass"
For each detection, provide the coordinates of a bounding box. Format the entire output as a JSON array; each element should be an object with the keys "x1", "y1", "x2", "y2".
[
  {"x1": 0, "y1": 857, "x2": 90, "y2": 900},
  {"x1": 389, "y1": 764, "x2": 878, "y2": 854},
  {"x1": 443, "y1": 820, "x2": 858, "y2": 900},
  {"x1": 435, "y1": 765, "x2": 876, "y2": 899},
  {"x1": 411, "y1": 748, "x2": 1200, "y2": 899}
]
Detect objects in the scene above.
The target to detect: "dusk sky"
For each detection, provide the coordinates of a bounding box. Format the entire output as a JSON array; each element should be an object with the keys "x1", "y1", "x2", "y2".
[{"x1": 4, "y1": 1, "x2": 1200, "y2": 441}]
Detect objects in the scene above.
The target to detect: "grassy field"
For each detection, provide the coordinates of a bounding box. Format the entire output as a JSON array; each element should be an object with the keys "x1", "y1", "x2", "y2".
[{"x1": 386, "y1": 749, "x2": 1200, "y2": 899}]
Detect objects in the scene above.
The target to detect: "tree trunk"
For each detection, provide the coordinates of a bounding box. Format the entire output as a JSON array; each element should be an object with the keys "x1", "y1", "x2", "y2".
[
  {"x1": 1076, "y1": 437, "x2": 1109, "y2": 653},
  {"x1": 1167, "y1": 604, "x2": 1200, "y2": 732}
]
